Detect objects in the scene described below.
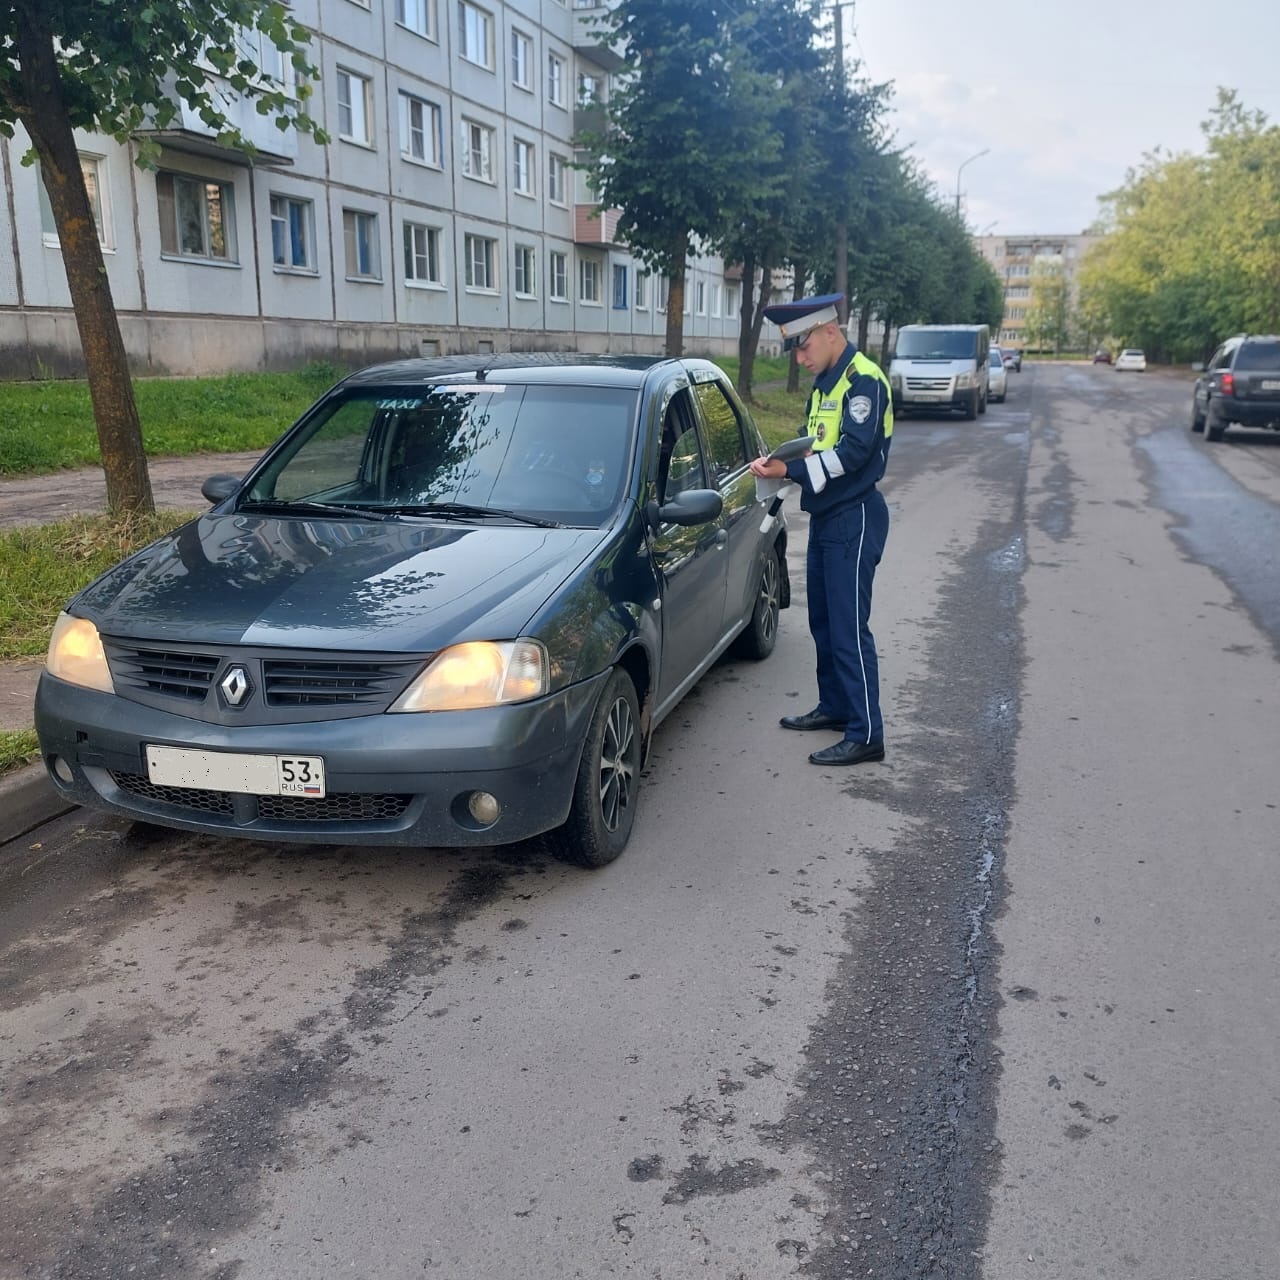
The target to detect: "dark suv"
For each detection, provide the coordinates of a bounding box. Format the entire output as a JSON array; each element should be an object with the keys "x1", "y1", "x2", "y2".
[{"x1": 1191, "y1": 334, "x2": 1280, "y2": 442}]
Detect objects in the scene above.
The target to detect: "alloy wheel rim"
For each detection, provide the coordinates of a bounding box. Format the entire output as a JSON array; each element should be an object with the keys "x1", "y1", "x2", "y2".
[{"x1": 598, "y1": 697, "x2": 636, "y2": 832}]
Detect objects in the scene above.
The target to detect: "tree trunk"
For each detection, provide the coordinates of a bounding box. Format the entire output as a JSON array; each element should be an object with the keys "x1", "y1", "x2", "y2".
[
  {"x1": 736, "y1": 248, "x2": 757, "y2": 402},
  {"x1": 786, "y1": 259, "x2": 806, "y2": 394},
  {"x1": 664, "y1": 233, "x2": 688, "y2": 358},
  {"x1": 857, "y1": 302, "x2": 871, "y2": 353},
  {"x1": 12, "y1": 13, "x2": 154, "y2": 517}
]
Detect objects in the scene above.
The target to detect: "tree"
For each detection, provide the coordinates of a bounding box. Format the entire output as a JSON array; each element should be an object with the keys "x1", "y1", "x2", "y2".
[
  {"x1": 1026, "y1": 256, "x2": 1069, "y2": 352},
  {"x1": 576, "y1": 0, "x2": 788, "y2": 357},
  {"x1": 0, "y1": 2, "x2": 325, "y2": 515},
  {"x1": 1077, "y1": 90, "x2": 1280, "y2": 363}
]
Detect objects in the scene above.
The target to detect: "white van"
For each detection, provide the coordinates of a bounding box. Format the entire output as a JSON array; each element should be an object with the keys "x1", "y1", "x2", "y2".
[{"x1": 889, "y1": 324, "x2": 991, "y2": 419}]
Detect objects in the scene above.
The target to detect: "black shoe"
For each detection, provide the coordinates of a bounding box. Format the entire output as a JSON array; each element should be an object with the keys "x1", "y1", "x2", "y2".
[
  {"x1": 808, "y1": 740, "x2": 885, "y2": 766},
  {"x1": 780, "y1": 708, "x2": 845, "y2": 731}
]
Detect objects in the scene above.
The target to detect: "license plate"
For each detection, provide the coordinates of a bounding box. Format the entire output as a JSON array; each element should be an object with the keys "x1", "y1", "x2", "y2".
[
  {"x1": 146, "y1": 745, "x2": 326, "y2": 797},
  {"x1": 1260, "y1": 380, "x2": 1280, "y2": 390}
]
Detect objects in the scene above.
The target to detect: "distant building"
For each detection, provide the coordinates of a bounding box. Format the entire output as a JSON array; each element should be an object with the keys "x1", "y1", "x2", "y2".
[
  {"x1": 975, "y1": 232, "x2": 1101, "y2": 350},
  {"x1": 0, "y1": 0, "x2": 746, "y2": 379}
]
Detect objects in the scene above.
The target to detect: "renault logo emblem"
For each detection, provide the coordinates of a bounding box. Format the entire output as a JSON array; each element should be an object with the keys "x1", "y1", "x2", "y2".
[{"x1": 219, "y1": 665, "x2": 252, "y2": 707}]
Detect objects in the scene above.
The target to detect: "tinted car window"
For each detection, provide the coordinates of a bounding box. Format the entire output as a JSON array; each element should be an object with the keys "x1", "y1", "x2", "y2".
[
  {"x1": 250, "y1": 383, "x2": 638, "y2": 525},
  {"x1": 692, "y1": 381, "x2": 748, "y2": 483},
  {"x1": 1235, "y1": 340, "x2": 1280, "y2": 371},
  {"x1": 659, "y1": 389, "x2": 707, "y2": 502}
]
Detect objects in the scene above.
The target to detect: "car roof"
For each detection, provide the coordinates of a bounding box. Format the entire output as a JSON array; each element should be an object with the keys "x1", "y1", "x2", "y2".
[{"x1": 336, "y1": 352, "x2": 717, "y2": 390}]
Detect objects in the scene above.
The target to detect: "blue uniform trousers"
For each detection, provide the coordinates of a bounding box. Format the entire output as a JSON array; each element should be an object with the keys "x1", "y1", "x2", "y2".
[{"x1": 806, "y1": 491, "x2": 888, "y2": 745}]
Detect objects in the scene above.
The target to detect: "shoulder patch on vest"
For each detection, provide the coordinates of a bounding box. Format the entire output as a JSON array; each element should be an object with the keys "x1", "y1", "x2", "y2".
[{"x1": 848, "y1": 394, "x2": 873, "y2": 424}]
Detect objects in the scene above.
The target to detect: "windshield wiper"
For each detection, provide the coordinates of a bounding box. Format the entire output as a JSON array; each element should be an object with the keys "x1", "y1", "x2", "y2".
[
  {"x1": 239, "y1": 498, "x2": 391, "y2": 521},
  {"x1": 380, "y1": 502, "x2": 565, "y2": 529}
]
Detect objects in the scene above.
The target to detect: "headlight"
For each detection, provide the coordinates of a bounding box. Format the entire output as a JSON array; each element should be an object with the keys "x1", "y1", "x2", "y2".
[
  {"x1": 390, "y1": 639, "x2": 548, "y2": 712},
  {"x1": 955, "y1": 372, "x2": 975, "y2": 389},
  {"x1": 46, "y1": 612, "x2": 115, "y2": 693},
  {"x1": 889, "y1": 373, "x2": 901, "y2": 389}
]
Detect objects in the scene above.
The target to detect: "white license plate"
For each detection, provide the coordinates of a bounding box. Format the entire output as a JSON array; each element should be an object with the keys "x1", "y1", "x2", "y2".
[
  {"x1": 146, "y1": 746, "x2": 326, "y2": 798},
  {"x1": 1260, "y1": 380, "x2": 1280, "y2": 390}
]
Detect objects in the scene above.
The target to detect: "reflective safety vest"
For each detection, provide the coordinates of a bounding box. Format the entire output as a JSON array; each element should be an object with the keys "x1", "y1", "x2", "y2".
[{"x1": 805, "y1": 351, "x2": 894, "y2": 451}]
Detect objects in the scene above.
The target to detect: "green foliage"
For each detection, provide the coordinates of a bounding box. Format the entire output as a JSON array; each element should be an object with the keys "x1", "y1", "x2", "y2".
[
  {"x1": 0, "y1": 729, "x2": 41, "y2": 777},
  {"x1": 1078, "y1": 89, "x2": 1280, "y2": 362},
  {"x1": 0, "y1": 365, "x2": 344, "y2": 477},
  {"x1": 0, "y1": 512, "x2": 194, "y2": 658},
  {"x1": 0, "y1": 1, "x2": 328, "y2": 156}
]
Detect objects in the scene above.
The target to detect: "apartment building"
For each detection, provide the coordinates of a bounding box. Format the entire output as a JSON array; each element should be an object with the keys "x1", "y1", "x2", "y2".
[
  {"x1": 975, "y1": 232, "x2": 1100, "y2": 350},
  {"x1": 0, "y1": 0, "x2": 744, "y2": 379}
]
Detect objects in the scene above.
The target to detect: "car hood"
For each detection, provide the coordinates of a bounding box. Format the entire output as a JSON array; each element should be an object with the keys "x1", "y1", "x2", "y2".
[{"x1": 72, "y1": 512, "x2": 605, "y2": 651}]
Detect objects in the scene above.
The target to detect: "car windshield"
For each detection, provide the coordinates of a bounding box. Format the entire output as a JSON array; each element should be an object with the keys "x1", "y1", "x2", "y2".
[
  {"x1": 245, "y1": 382, "x2": 639, "y2": 528},
  {"x1": 1235, "y1": 340, "x2": 1280, "y2": 371},
  {"x1": 989, "y1": 351, "x2": 1003, "y2": 368},
  {"x1": 895, "y1": 330, "x2": 979, "y2": 359}
]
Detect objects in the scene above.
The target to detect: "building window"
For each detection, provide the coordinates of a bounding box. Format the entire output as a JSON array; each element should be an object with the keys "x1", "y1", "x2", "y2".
[
  {"x1": 403, "y1": 221, "x2": 443, "y2": 285},
  {"x1": 577, "y1": 71, "x2": 601, "y2": 105},
  {"x1": 725, "y1": 282, "x2": 739, "y2": 317},
  {"x1": 157, "y1": 172, "x2": 237, "y2": 262},
  {"x1": 549, "y1": 250, "x2": 568, "y2": 301},
  {"x1": 612, "y1": 263, "x2": 627, "y2": 309},
  {"x1": 459, "y1": 1, "x2": 494, "y2": 69},
  {"x1": 396, "y1": 0, "x2": 434, "y2": 37},
  {"x1": 513, "y1": 243, "x2": 536, "y2": 297},
  {"x1": 547, "y1": 152, "x2": 568, "y2": 205},
  {"x1": 269, "y1": 194, "x2": 315, "y2": 271},
  {"x1": 399, "y1": 92, "x2": 442, "y2": 166},
  {"x1": 337, "y1": 70, "x2": 372, "y2": 145},
  {"x1": 657, "y1": 276, "x2": 669, "y2": 313},
  {"x1": 635, "y1": 270, "x2": 648, "y2": 310},
  {"x1": 39, "y1": 155, "x2": 111, "y2": 250},
  {"x1": 547, "y1": 52, "x2": 565, "y2": 106},
  {"x1": 464, "y1": 234, "x2": 497, "y2": 290},
  {"x1": 579, "y1": 257, "x2": 601, "y2": 304},
  {"x1": 511, "y1": 29, "x2": 533, "y2": 89},
  {"x1": 513, "y1": 138, "x2": 535, "y2": 196},
  {"x1": 343, "y1": 209, "x2": 380, "y2": 279},
  {"x1": 710, "y1": 282, "x2": 721, "y2": 317},
  {"x1": 461, "y1": 120, "x2": 494, "y2": 182}
]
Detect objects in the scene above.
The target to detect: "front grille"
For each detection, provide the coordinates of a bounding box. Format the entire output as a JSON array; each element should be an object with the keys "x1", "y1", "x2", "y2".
[
  {"x1": 262, "y1": 658, "x2": 421, "y2": 707},
  {"x1": 258, "y1": 793, "x2": 411, "y2": 821},
  {"x1": 113, "y1": 771, "x2": 236, "y2": 815},
  {"x1": 106, "y1": 645, "x2": 221, "y2": 701},
  {"x1": 904, "y1": 377, "x2": 953, "y2": 392},
  {"x1": 110, "y1": 771, "x2": 410, "y2": 825}
]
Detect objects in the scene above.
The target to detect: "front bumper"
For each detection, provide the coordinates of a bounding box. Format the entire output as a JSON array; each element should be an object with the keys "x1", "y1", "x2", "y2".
[{"x1": 35, "y1": 669, "x2": 608, "y2": 847}]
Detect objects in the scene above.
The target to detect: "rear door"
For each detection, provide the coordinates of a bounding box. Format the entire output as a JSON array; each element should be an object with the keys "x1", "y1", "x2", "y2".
[
  {"x1": 689, "y1": 372, "x2": 763, "y2": 644},
  {"x1": 649, "y1": 383, "x2": 727, "y2": 705}
]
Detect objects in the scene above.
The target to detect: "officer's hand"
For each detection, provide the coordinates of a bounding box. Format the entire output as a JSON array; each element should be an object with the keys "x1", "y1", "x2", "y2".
[{"x1": 749, "y1": 457, "x2": 788, "y2": 479}]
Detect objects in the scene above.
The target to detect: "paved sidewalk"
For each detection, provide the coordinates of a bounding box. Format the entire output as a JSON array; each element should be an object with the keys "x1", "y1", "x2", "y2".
[{"x1": 1, "y1": 453, "x2": 258, "y2": 844}]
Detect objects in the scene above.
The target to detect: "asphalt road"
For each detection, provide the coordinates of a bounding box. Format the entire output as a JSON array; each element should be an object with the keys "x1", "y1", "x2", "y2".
[{"x1": 2, "y1": 363, "x2": 1277, "y2": 1279}]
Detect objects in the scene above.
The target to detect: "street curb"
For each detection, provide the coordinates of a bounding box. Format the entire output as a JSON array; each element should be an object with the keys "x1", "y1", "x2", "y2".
[{"x1": 0, "y1": 762, "x2": 77, "y2": 846}]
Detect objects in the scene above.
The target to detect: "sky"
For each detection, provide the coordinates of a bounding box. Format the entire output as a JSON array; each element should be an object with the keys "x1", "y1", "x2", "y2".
[{"x1": 847, "y1": 0, "x2": 1280, "y2": 236}]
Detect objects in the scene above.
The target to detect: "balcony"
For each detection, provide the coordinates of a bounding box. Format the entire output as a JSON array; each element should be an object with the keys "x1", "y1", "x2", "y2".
[{"x1": 575, "y1": 204, "x2": 623, "y2": 247}]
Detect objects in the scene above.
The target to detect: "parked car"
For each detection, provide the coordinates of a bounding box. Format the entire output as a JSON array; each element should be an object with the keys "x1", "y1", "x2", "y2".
[
  {"x1": 34, "y1": 354, "x2": 791, "y2": 868},
  {"x1": 1092, "y1": 348, "x2": 1112, "y2": 364},
  {"x1": 1003, "y1": 348, "x2": 1023, "y2": 372},
  {"x1": 1114, "y1": 349, "x2": 1147, "y2": 372},
  {"x1": 988, "y1": 347, "x2": 1008, "y2": 402},
  {"x1": 1191, "y1": 333, "x2": 1280, "y2": 442}
]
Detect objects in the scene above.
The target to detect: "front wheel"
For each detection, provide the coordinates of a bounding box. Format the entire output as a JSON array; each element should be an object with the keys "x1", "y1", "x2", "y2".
[
  {"x1": 550, "y1": 668, "x2": 641, "y2": 868},
  {"x1": 732, "y1": 543, "x2": 783, "y2": 660},
  {"x1": 963, "y1": 392, "x2": 978, "y2": 421}
]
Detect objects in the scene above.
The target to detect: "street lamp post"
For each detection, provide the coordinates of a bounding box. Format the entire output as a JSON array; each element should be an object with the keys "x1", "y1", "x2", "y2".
[{"x1": 955, "y1": 148, "x2": 990, "y2": 219}]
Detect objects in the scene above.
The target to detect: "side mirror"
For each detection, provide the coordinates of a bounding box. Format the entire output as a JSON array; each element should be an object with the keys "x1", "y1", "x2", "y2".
[
  {"x1": 646, "y1": 488, "x2": 723, "y2": 530},
  {"x1": 201, "y1": 474, "x2": 241, "y2": 504}
]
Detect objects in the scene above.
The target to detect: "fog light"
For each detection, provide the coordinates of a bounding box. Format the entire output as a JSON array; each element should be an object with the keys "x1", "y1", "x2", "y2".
[
  {"x1": 467, "y1": 791, "x2": 500, "y2": 826},
  {"x1": 51, "y1": 755, "x2": 74, "y2": 784}
]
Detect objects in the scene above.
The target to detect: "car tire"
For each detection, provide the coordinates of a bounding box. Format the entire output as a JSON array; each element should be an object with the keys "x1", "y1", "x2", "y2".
[
  {"x1": 963, "y1": 392, "x2": 978, "y2": 421},
  {"x1": 551, "y1": 667, "x2": 641, "y2": 868},
  {"x1": 1204, "y1": 402, "x2": 1227, "y2": 442},
  {"x1": 732, "y1": 542, "x2": 783, "y2": 661},
  {"x1": 978, "y1": 387, "x2": 988, "y2": 415},
  {"x1": 1190, "y1": 400, "x2": 1206, "y2": 433}
]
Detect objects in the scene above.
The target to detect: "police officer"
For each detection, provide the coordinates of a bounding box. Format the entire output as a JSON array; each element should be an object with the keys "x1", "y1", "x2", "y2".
[{"x1": 748, "y1": 293, "x2": 893, "y2": 765}]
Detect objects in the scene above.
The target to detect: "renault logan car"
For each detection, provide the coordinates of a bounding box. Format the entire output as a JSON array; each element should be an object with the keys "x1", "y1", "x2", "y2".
[{"x1": 35, "y1": 354, "x2": 790, "y2": 867}]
